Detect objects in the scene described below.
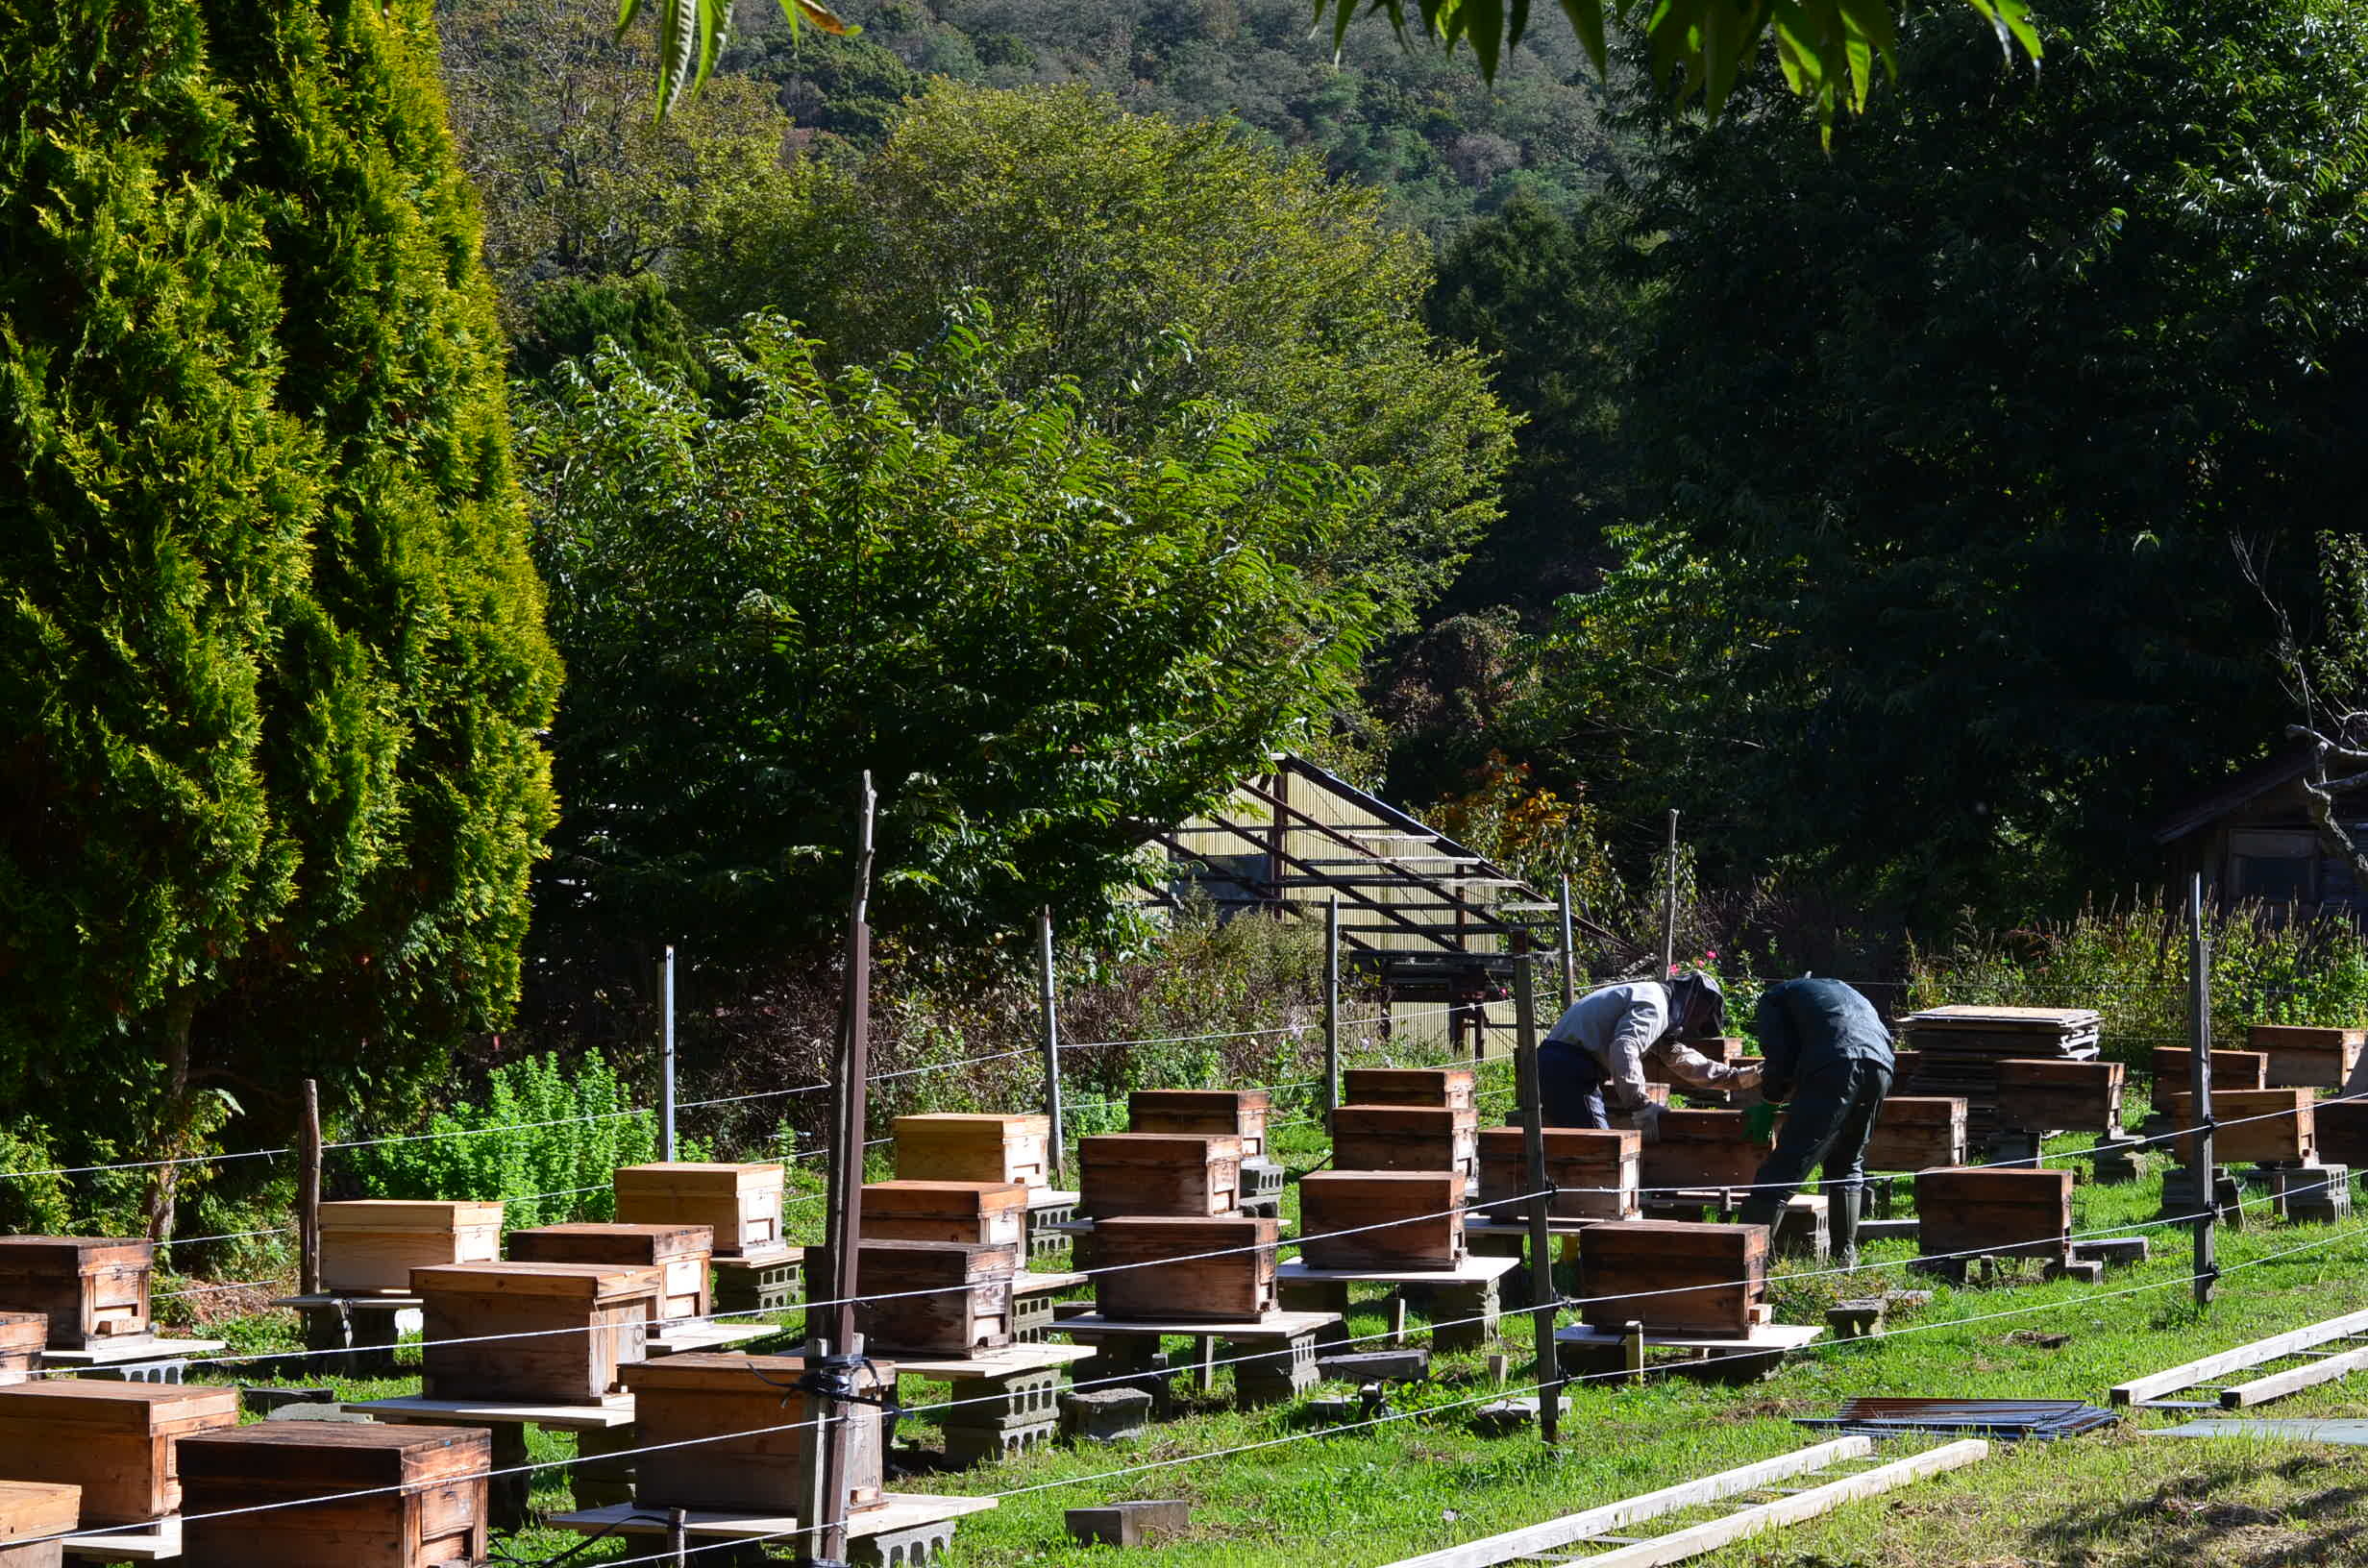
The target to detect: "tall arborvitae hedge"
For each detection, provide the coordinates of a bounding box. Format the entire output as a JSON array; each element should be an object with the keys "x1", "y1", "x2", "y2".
[{"x1": 0, "y1": 0, "x2": 559, "y2": 1230}]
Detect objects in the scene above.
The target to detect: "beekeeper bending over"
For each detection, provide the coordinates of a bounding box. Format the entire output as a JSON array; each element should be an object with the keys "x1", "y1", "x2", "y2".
[{"x1": 1540, "y1": 972, "x2": 1759, "y2": 1137}]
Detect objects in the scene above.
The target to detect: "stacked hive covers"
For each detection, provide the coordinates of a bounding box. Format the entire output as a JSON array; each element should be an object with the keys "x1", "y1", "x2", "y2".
[{"x1": 1898, "y1": 1006, "x2": 2102, "y2": 1139}]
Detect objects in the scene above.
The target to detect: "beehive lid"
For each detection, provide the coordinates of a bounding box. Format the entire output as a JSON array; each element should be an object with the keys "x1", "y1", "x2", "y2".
[
  {"x1": 411, "y1": 1261, "x2": 663, "y2": 1302},
  {"x1": 1303, "y1": 1169, "x2": 1461, "y2": 1194},
  {"x1": 1093, "y1": 1215, "x2": 1276, "y2": 1244},
  {"x1": 1129, "y1": 1090, "x2": 1273, "y2": 1115},
  {"x1": 1079, "y1": 1133, "x2": 1243, "y2": 1165},
  {"x1": 319, "y1": 1200, "x2": 505, "y2": 1232},
  {"x1": 895, "y1": 1114, "x2": 1051, "y2": 1137},
  {"x1": 0, "y1": 1312, "x2": 45, "y2": 1341},
  {"x1": 0, "y1": 1381, "x2": 238, "y2": 1430},
  {"x1": 622, "y1": 1351, "x2": 805, "y2": 1393},
  {"x1": 614, "y1": 1163, "x2": 784, "y2": 1195},
  {"x1": 510, "y1": 1222, "x2": 714, "y2": 1253},
  {"x1": 862, "y1": 1181, "x2": 1030, "y2": 1214},
  {"x1": 0, "y1": 1480, "x2": 78, "y2": 1543},
  {"x1": 0, "y1": 1237, "x2": 150, "y2": 1265},
  {"x1": 179, "y1": 1423, "x2": 491, "y2": 1487},
  {"x1": 1477, "y1": 1126, "x2": 1638, "y2": 1156}
]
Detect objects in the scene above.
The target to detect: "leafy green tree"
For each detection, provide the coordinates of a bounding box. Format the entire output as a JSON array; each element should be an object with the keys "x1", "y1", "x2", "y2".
[
  {"x1": 1551, "y1": 0, "x2": 2368, "y2": 921},
  {"x1": 522, "y1": 313, "x2": 1381, "y2": 955},
  {"x1": 0, "y1": 0, "x2": 559, "y2": 1229},
  {"x1": 680, "y1": 81, "x2": 1515, "y2": 633},
  {"x1": 514, "y1": 273, "x2": 710, "y2": 393}
]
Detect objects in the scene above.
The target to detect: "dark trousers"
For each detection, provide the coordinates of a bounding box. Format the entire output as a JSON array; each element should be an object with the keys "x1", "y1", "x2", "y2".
[
  {"x1": 1738, "y1": 1058, "x2": 1893, "y2": 1231},
  {"x1": 1540, "y1": 1040, "x2": 1611, "y2": 1129}
]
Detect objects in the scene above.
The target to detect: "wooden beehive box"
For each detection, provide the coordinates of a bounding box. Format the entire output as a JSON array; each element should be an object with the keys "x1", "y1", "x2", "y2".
[
  {"x1": 2165, "y1": 1089, "x2": 2317, "y2": 1165},
  {"x1": 2150, "y1": 1047, "x2": 2268, "y2": 1113},
  {"x1": 2250, "y1": 1024, "x2": 2368, "y2": 1090},
  {"x1": 1578, "y1": 1221, "x2": 1766, "y2": 1337},
  {"x1": 1639, "y1": 1110, "x2": 1769, "y2": 1189},
  {"x1": 1329, "y1": 1105, "x2": 1478, "y2": 1180},
  {"x1": 1914, "y1": 1167, "x2": 2072, "y2": 1262},
  {"x1": 1476, "y1": 1127, "x2": 1639, "y2": 1221},
  {"x1": 860, "y1": 1181, "x2": 1030, "y2": 1249},
  {"x1": 178, "y1": 1423, "x2": 488, "y2": 1568},
  {"x1": 624, "y1": 1353, "x2": 891, "y2": 1513},
  {"x1": 413, "y1": 1262, "x2": 658, "y2": 1404},
  {"x1": 1861, "y1": 1097, "x2": 1969, "y2": 1172},
  {"x1": 802, "y1": 1239, "x2": 1014, "y2": 1356},
  {"x1": 1091, "y1": 1216, "x2": 1278, "y2": 1322},
  {"x1": 2318, "y1": 1098, "x2": 2368, "y2": 1167},
  {"x1": 1298, "y1": 1170, "x2": 1466, "y2": 1270},
  {"x1": 0, "y1": 1238, "x2": 150, "y2": 1350},
  {"x1": 613, "y1": 1163, "x2": 784, "y2": 1258},
  {"x1": 1341, "y1": 1066, "x2": 1479, "y2": 1113},
  {"x1": 0, "y1": 1481, "x2": 78, "y2": 1568},
  {"x1": 1995, "y1": 1060, "x2": 2123, "y2": 1134},
  {"x1": 1128, "y1": 1090, "x2": 1272, "y2": 1162},
  {"x1": 0, "y1": 1316, "x2": 41, "y2": 1386},
  {"x1": 317, "y1": 1201, "x2": 503, "y2": 1295},
  {"x1": 1077, "y1": 1134, "x2": 1243, "y2": 1219},
  {"x1": 0, "y1": 1382, "x2": 236, "y2": 1526},
  {"x1": 892, "y1": 1115, "x2": 1052, "y2": 1190},
  {"x1": 506, "y1": 1223, "x2": 713, "y2": 1321}
]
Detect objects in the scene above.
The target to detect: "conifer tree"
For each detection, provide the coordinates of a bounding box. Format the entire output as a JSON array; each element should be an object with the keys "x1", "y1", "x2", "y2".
[{"x1": 0, "y1": 0, "x2": 559, "y2": 1230}]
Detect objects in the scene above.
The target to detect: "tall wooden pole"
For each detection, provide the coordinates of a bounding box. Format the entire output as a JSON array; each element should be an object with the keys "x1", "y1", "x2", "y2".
[
  {"x1": 2188, "y1": 871, "x2": 2218, "y2": 1308},
  {"x1": 298, "y1": 1080, "x2": 321, "y2": 1297},
  {"x1": 806, "y1": 773, "x2": 876, "y2": 1566},
  {"x1": 1514, "y1": 954, "x2": 1560, "y2": 1442},
  {"x1": 1662, "y1": 810, "x2": 1680, "y2": 977},
  {"x1": 1039, "y1": 907, "x2": 1065, "y2": 1182},
  {"x1": 1556, "y1": 874, "x2": 1577, "y2": 1012},
  {"x1": 1323, "y1": 895, "x2": 1342, "y2": 1121}
]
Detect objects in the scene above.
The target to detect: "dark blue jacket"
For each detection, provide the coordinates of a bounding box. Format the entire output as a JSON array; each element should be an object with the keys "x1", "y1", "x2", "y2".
[{"x1": 1753, "y1": 978, "x2": 1893, "y2": 1102}]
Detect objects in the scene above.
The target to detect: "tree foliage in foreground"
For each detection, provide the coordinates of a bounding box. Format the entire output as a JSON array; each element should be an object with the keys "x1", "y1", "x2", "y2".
[
  {"x1": 0, "y1": 0, "x2": 558, "y2": 1227},
  {"x1": 524, "y1": 314, "x2": 1382, "y2": 958},
  {"x1": 1546, "y1": 0, "x2": 2368, "y2": 921},
  {"x1": 680, "y1": 81, "x2": 1515, "y2": 636}
]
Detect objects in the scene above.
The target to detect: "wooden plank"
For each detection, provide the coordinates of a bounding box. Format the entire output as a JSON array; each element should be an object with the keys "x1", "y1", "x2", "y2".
[
  {"x1": 349, "y1": 1395, "x2": 636, "y2": 1432},
  {"x1": 1372, "y1": 1438, "x2": 1872, "y2": 1568},
  {"x1": 2219, "y1": 1342, "x2": 2368, "y2": 1409},
  {"x1": 60, "y1": 1518, "x2": 178, "y2": 1565},
  {"x1": 547, "y1": 1495, "x2": 998, "y2": 1542},
  {"x1": 2110, "y1": 1308, "x2": 2368, "y2": 1407},
  {"x1": 1559, "y1": 1441, "x2": 1988, "y2": 1568}
]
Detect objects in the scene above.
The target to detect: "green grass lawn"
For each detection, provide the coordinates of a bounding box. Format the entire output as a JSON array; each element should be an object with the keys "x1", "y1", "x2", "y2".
[{"x1": 162, "y1": 1123, "x2": 2368, "y2": 1568}]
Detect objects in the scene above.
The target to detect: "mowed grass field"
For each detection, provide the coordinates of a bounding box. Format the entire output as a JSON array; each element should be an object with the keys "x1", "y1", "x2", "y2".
[{"x1": 172, "y1": 1121, "x2": 2368, "y2": 1567}]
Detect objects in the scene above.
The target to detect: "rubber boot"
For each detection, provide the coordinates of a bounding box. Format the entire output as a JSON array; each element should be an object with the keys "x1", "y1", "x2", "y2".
[
  {"x1": 1831, "y1": 1184, "x2": 1862, "y2": 1272},
  {"x1": 1736, "y1": 1192, "x2": 1782, "y2": 1236}
]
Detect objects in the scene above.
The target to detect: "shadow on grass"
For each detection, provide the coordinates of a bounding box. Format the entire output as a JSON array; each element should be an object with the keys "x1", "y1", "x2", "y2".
[{"x1": 2035, "y1": 1452, "x2": 2368, "y2": 1566}]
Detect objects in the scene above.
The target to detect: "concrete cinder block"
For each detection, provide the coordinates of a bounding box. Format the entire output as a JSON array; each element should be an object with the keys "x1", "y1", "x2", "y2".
[
  {"x1": 1066, "y1": 1500, "x2": 1191, "y2": 1548},
  {"x1": 1315, "y1": 1349, "x2": 1430, "y2": 1384}
]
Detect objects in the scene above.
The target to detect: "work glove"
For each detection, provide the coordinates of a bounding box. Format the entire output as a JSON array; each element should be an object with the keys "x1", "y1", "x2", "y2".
[
  {"x1": 1743, "y1": 1101, "x2": 1778, "y2": 1143},
  {"x1": 1729, "y1": 1060, "x2": 1765, "y2": 1091},
  {"x1": 1631, "y1": 1102, "x2": 1664, "y2": 1144}
]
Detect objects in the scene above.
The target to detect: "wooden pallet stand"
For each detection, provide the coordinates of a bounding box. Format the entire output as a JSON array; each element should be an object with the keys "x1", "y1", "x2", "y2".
[
  {"x1": 508, "y1": 1223, "x2": 714, "y2": 1322},
  {"x1": 893, "y1": 1115, "x2": 1052, "y2": 1190},
  {"x1": 2150, "y1": 1048, "x2": 2267, "y2": 1114},
  {"x1": 1341, "y1": 1067, "x2": 1479, "y2": 1113},
  {"x1": 1913, "y1": 1167, "x2": 2072, "y2": 1277},
  {"x1": 0, "y1": 1481, "x2": 78, "y2": 1568},
  {"x1": 1640, "y1": 1112, "x2": 1771, "y2": 1191},
  {"x1": 0, "y1": 1383, "x2": 236, "y2": 1528},
  {"x1": 622, "y1": 1352, "x2": 891, "y2": 1510},
  {"x1": 270, "y1": 1291, "x2": 423, "y2": 1374},
  {"x1": 1299, "y1": 1171, "x2": 1466, "y2": 1271},
  {"x1": 894, "y1": 1341, "x2": 1095, "y2": 1468},
  {"x1": 317, "y1": 1201, "x2": 502, "y2": 1296},
  {"x1": 1475, "y1": 1127, "x2": 1639, "y2": 1221},
  {"x1": 177, "y1": 1423, "x2": 488, "y2": 1568},
  {"x1": 0, "y1": 1317, "x2": 42, "y2": 1386},
  {"x1": 348, "y1": 1394, "x2": 634, "y2": 1529},
  {"x1": 1860, "y1": 1098, "x2": 1967, "y2": 1172},
  {"x1": 548, "y1": 1494, "x2": 998, "y2": 1568},
  {"x1": 613, "y1": 1164, "x2": 785, "y2": 1259},
  {"x1": 2165, "y1": 1089, "x2": 2316, "y2": 1165},
  {"x1": 1090, "y1": 1216, "x2": 1277, "y2": 1324},
  {"x1": 413, "y1": 1262, "x2": 659, "y2": 1404},
  {"x1": 0, "y1": 1239, "x2": 151, "y2": 1351},
  {"x1": 1555, "y1": 1320, "x2": 1822, "y2": 1385},
  {"x1": 1076, "y1": 1134, "x2": 1242, "y2": 1220},
  {"x1": 1577, "y1": 1221, "x2": 1768, "y2": 1337},
  {"x1": 1995, "y1": 1060, "x2": 2124, "y2": 1136},
  {"x1": 1277, "y1": 1254, "x2": 1518, "y2": 1354},
  {"x1": 1128, "y1": 1090, "x2": 1271, "y2": 1162},
  {"x1": 860, "y1": 1181, "x2": 1029, "y2": 1249},
  {"x1": 803, "y1": 1240, "x2": 1015, "y2": 1356},
  {"x1": 2250, "y1": 1024, "x2": 2367, "y2": 1090},
  {"x1": 1056, "y1": 1310, "x2": 1338, "y2": 1407},
  {"x1": 1330, "y1": 1106, "x2": 1479, "y2": 1182}
]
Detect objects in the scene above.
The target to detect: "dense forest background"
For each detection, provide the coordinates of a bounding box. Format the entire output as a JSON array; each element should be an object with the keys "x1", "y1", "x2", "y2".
[{"x1": 11, "y1": 0, "x2": 2368, "y2": 1239}]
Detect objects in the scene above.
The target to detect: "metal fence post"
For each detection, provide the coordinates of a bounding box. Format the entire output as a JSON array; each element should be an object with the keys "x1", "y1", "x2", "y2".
[
  {"x1": 2189, "y1": 872, "x2": 2218, "y2": 1307},
  {"x1": 1040, "y1": 908, "x2": 1065, "y2": 1180},
  {"x1": 660, "y1": 943, "x2": 678, "y2": 1162}
]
